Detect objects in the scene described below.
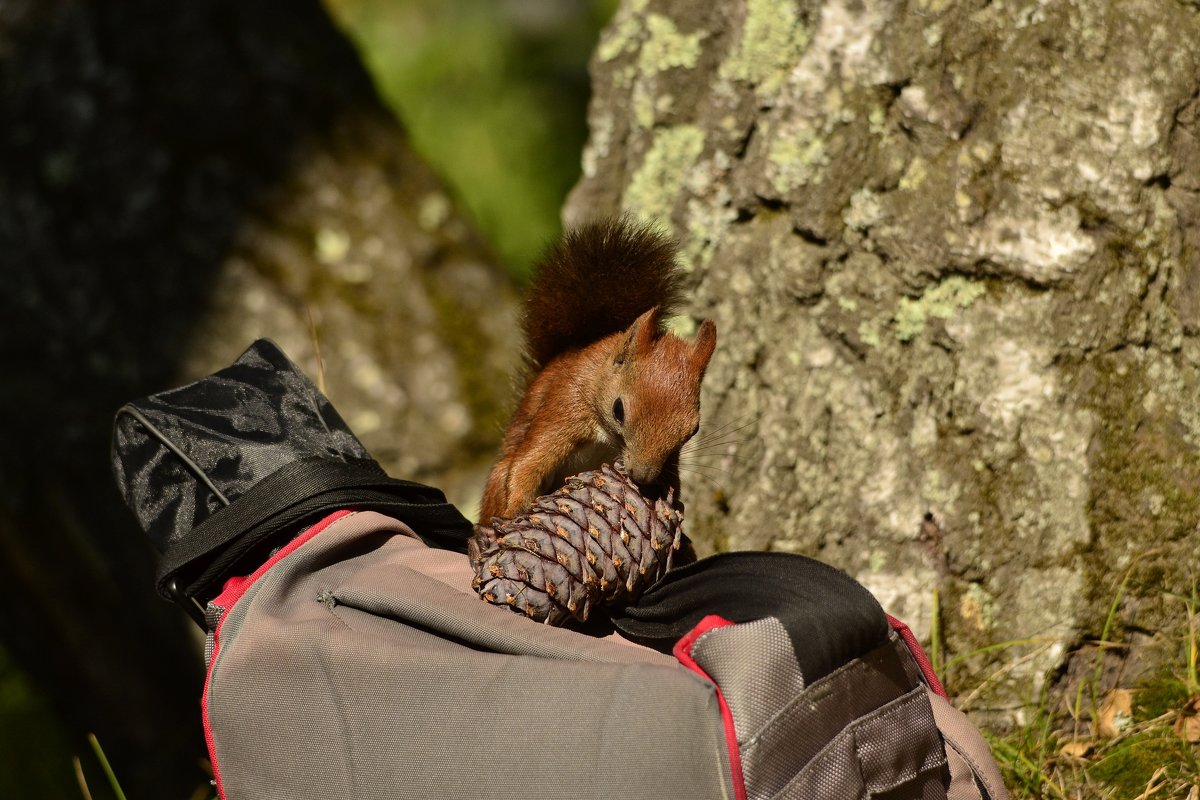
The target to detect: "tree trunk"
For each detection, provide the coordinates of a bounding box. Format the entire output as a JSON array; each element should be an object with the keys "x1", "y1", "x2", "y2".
[
  {"x1": 567, "y1": 0, "x2": 1200, "y2": 720},
  {"x1": 0, "y1": 0, "x2": 517, "y2": 794}
]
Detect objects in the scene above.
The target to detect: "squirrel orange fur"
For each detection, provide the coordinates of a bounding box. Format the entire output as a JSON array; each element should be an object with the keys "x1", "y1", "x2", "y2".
[{"x1": 478, "y1": 217, "x2": 717, "y2": 525}]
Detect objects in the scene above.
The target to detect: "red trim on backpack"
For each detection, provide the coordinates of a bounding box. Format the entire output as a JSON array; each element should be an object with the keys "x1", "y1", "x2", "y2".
[
  {"x1": 887, "y1": 613, "x2": 948, "y2": 698},
  {"x1": 673, "y1": 615, "x2": 748, "y2": 800},
  {"x1": 201, "y1": 509, "x2": 354, "y2": 800}
]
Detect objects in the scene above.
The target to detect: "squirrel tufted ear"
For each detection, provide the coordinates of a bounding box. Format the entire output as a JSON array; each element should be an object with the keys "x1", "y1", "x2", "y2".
[
  {"x1": 623, "y1": 306, "x2": 661, "y2": 358},
  {"x1": 691, "y1": 319, "x2": 717, "y2": 371}
]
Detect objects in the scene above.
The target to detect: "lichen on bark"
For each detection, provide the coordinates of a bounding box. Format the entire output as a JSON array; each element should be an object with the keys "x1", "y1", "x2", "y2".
[{"x1": 567, "y1": 0, "x2": 1200, "y2": 720}]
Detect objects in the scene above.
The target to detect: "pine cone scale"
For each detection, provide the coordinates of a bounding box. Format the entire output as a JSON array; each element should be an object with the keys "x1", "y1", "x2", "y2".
[{"x1": 471, "y1": 463, "x2": 686, "y2": 625}]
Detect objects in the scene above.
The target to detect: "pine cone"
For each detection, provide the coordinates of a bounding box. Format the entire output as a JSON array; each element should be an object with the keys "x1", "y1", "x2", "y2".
[{"x1": 471, "y1": 463, "x2": 685, "y2": 626}]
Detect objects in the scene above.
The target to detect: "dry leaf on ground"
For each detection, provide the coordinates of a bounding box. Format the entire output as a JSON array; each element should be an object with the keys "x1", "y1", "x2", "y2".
[
  {"x1": 1059, "y1": 739, "x2": 1093, "y2": 759},
  {"x1": 1096, "y1": 688, "x2": 1134, "y2": 739},
  {"x1": 1174, "y1": 697, "x2": 1200, "y2": 742}
]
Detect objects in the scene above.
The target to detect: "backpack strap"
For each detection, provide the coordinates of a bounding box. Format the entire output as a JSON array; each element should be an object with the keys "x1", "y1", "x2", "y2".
[
  {"x1": 612, "y1": 551, "x2": 891, "y2": 684},
  {"x1": 928, "y1": 691, "x2": 1011, "y2": 800}
]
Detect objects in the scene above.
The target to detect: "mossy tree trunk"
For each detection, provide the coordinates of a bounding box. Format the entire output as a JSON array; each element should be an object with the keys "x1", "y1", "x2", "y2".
[
  {"x1": 567, "y1": 0, "x2": 1200, "y2": 720},
  {"x1": 0, "y1": 0, "x2": 517, "y2": 794}
]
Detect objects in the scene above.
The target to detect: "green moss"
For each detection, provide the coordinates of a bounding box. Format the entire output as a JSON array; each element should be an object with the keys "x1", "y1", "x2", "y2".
[
  {"x1": 1133, "y1": 675, "x2": 1190, "y2": 720},
  {"x1": 638, "y1": 13, "x2": 704, "y2": 74},
  {"x1": 1084, "y1": 355, "x2": 1200, "y2": 619},
  {"x1": 721, "y1": 0, "x2": 809, "y2": 96},
  {"x1": 1089, "y1": 732, "x2": 1197, "y2": 797},
  {"x1": 623, "y1": 124, "x2": 705, "y2": 226},
  {"x1": 894, "y1": 276, "x2": 987, "y2": 342}
]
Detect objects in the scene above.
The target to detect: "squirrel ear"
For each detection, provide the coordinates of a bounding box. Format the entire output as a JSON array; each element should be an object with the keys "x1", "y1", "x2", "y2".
[
  {"x1": 626, "y1": 306, "x2": 661, "y2": 357},
  {"x1": 691, "y1": 319, "x2": 717, "y2": 371}
]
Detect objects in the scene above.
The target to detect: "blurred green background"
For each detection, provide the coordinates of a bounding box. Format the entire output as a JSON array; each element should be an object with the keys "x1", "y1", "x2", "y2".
[
  {"x1": 327, "y1": 0, "x2": 618, "y2": 277},
  {"x1": 1, "y1": 0, "x2": 613, "y2": 795}
]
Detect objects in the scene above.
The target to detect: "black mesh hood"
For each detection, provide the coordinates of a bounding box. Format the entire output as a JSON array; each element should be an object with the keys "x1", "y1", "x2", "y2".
[
  {"x1": 111, "y1": 339, "x2": 376, "y2": 553},
  {"x1": 112, "y1": 339, "x2": 473, "y2": 612}
]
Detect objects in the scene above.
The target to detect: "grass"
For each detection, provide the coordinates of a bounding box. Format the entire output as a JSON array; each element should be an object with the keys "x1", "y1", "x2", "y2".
[
  {"x1": 989, "y1": 697, "x2": 1200, "y2": 799},
  {"x1": 974, "y1": 582, "x2": 1200, "y2": 799},
  {"x1": 83, "y1": 734, "x2": 129, "y2": 800}
]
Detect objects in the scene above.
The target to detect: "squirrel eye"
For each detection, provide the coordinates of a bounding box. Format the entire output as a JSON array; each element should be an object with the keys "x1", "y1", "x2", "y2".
[{"x1": 612, "y1": 398, "x2": 625, "y2": 425}]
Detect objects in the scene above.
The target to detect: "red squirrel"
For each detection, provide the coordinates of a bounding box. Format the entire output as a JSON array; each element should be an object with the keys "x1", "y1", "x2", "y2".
[{"x1": 478, "y1": 217, "x2": 717, "y2": 524}]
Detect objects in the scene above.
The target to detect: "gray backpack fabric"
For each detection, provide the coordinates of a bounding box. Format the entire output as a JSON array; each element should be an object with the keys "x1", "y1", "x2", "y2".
[{"x1": 114, "y1": 340, "x2": 1010, "y2": 800}]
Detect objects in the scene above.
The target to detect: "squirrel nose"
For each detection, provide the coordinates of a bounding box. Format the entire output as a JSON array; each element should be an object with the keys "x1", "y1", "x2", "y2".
[{"x1": 625, "y1": 461, "x2": 660, "y2": 486}]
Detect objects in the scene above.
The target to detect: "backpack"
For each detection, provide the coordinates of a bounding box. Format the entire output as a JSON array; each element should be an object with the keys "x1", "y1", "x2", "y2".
[{"x1": 112, "y1": 339, "x2": 1009, "y2": 800}]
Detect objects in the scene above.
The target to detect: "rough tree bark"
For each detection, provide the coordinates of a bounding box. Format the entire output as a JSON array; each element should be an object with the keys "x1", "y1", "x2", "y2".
[
  {"x1": 567, "y1": 0, "x2": 1200, "y2": 721},
  {"x1": 0, "y1": 0, "x2": 517, "y2": 793}
]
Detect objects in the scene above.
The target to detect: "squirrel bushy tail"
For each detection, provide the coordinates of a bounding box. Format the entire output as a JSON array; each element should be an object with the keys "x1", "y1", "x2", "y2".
[
  {"x1": 521, "y1": 217, "x2": 683, "y2": 370},
  {"x1": 477, "y1": 216, "x2": 716, "y2": 524}
]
